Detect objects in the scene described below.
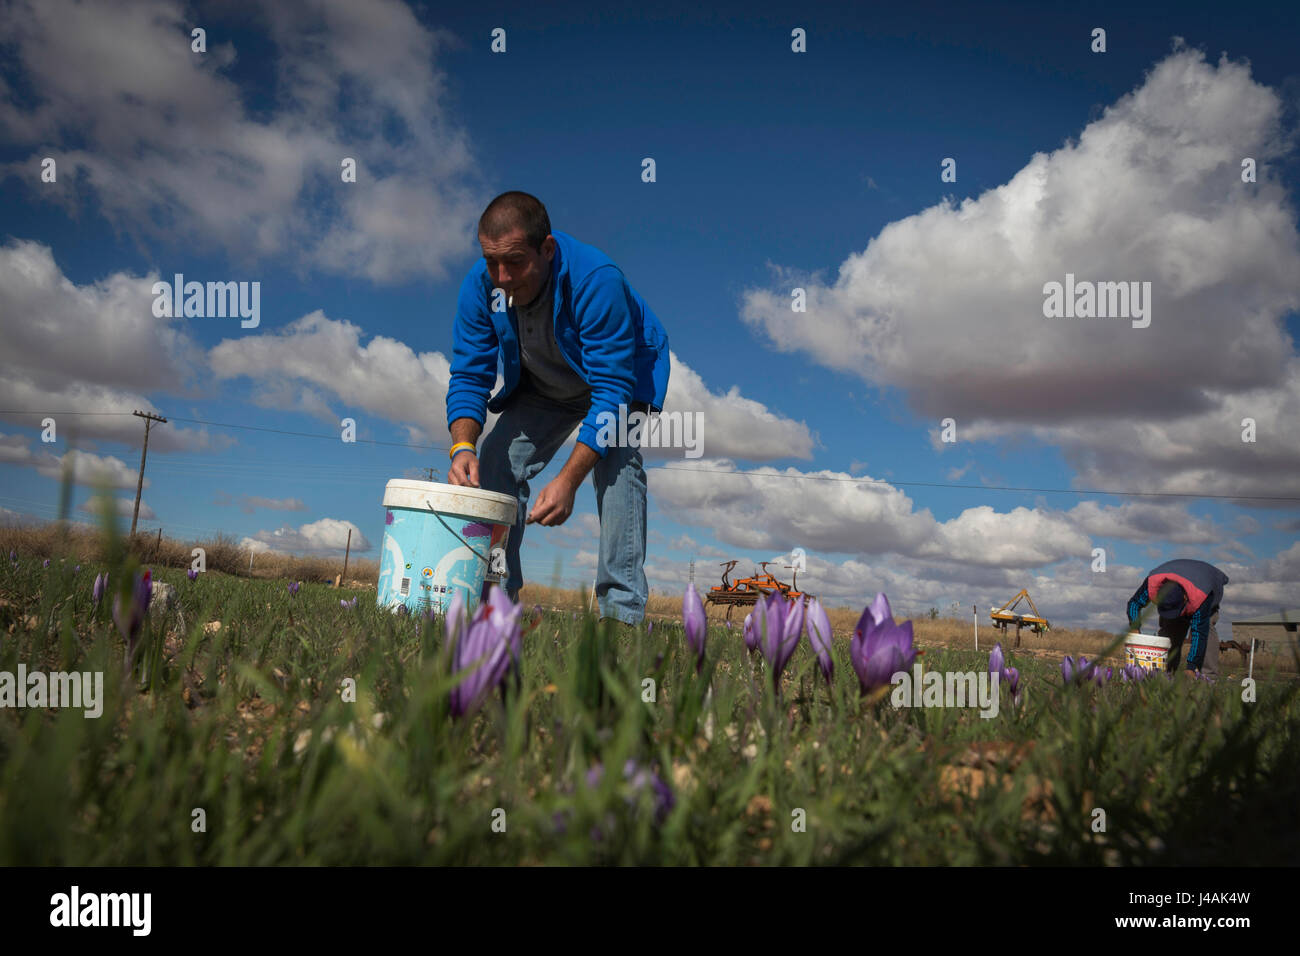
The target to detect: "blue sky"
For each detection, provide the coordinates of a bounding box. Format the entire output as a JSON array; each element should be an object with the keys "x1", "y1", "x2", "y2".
[{"x1": 2, "y1": 0, "x2": 1298, "y2": 633}]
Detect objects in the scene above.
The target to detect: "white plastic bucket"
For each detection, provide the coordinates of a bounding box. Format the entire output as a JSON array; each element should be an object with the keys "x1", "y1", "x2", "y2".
[
  {"x1": 1124, "y1": 633, "x2": 1172, "y2": 672},
  {"x1": 377, "y1": 480, "x2": 516, "y2": 616}
]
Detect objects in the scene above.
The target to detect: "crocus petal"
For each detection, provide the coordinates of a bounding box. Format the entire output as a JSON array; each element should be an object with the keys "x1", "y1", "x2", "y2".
[
  {"x1": 755, "y1": 594, "x2": 799, "y2": 686},
  {"x1": 1002, "y1": 666, "x2": 1019, "y2": 696},
  {"x1": 682, "y1": 584, "x2": 706, "y2": 670},
  {"x1": 806, "y1": 598, "x2": 834, "y2": 682},
  {"x1": 446, "y1": 589, "x2": 466, "y2": 647},
  {"x1": 779, "y1": 597, "x2": 805, "y2": 672},
  {"x1": 867, "y1": 592, "x2": 892, "y2": 627},
  {"x1": 988, "y1": 642, "x2": 1005, "y2": 675},
  {"x1": 855, "y1": 641, "x2": 905, "y2": 692}
]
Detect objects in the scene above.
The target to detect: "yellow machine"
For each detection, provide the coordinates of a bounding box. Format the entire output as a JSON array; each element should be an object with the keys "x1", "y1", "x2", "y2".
[{"x1": 990, "y1": 589, "x2": 1050, "y2": 646}]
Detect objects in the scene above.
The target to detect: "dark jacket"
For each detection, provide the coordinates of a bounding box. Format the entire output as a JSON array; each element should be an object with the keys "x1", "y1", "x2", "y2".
[{"x1": 1126, "y1": 558, "x2": 1229, "y2": 670}]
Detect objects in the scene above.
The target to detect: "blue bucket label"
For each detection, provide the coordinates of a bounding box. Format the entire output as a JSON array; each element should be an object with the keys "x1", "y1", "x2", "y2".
[{"x1": 377, "y1": 506, "x2": 506, "y2": 616}]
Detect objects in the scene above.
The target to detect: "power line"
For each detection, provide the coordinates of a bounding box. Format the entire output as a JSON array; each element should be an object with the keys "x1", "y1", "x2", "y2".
[
  {"x1": 0, "y1": 410, "x2": 450, "y2": 451},
  {"x1": 166, "y1": 415, "x2": 446, "y2": 450}
]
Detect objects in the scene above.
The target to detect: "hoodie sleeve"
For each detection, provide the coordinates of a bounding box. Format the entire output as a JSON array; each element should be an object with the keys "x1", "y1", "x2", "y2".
[
  {"x1": 446, "y1": 269, "x2": 500, "y2": 429},
  {"x1": 571, "y1": 266, "x2": 636, "y2": 458},
  {"x1": 1126, "y1": 579, "x2": 1151, "y2": 629}
]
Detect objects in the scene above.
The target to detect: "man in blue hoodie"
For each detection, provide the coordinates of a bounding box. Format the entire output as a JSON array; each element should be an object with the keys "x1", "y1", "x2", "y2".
[
  {"x1": 1126, "y1": 558, "x2": 1229, "y2": 681},
  {"x1": 445, "y1": 192, "x2": 670, "y2": 625}
]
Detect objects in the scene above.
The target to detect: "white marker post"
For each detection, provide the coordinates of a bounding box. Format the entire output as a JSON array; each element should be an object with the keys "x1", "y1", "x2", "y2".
[{"x1": 973, "y1": 604, "x2": 978, "y2": 652}]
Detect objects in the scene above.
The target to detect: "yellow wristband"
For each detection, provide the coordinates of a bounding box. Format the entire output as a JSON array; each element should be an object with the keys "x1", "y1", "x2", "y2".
[{"x1": 449, "y1": 441, "x2": 476, "y2": 461}]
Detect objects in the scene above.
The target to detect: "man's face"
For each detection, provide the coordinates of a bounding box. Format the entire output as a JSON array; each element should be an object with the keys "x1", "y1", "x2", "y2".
[{"x1": 480, "y1": 229, "x2": 555, "y2": 307}]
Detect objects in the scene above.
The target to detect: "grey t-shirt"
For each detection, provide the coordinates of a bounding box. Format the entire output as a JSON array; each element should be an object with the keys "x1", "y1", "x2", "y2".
[{"x1": 515, "y1": 268, "x2": 591, "y2": 404}]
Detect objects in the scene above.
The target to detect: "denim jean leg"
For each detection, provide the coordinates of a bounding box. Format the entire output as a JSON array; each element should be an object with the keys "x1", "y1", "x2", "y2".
[
  {"x1": 477, "y1": 391, "x2": 585, "y2": 600},
  {"x1": 593, "y1": 439, "x2": 648, "y2": 624}
]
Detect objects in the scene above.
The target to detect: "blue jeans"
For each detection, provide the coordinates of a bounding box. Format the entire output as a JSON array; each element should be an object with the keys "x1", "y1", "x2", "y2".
[{"x1": 477, "y1": 386, "x2": 649, "y2": 624}]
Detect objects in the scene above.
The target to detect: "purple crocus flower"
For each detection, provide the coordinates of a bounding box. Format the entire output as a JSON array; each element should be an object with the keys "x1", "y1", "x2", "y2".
[
  {"x1": 624, "y1": 759, "x2": 677, "y2": 824},
  {"x1": 113, "y1": 568, "x2": 153, "y2": 666},
  {"x1": 647, "y1": 621, "x2": 654, "y2": 636},
  {"x1": 849, "y1": 592, "x2": 916, "y2": 694},
  {"x1": 1061, "y1": 655, "x2": 1074, "y2": 684},
  {"x1": 43, "y1": 558, "x2": 50, "y2": 568},
  {"x1": 340, "y1": 596, "x2": 358, "y2": 609},
  {"x1": 1093, "y1": 664, "x2": 1108, "y2": 687},
  {"x1": 288, "y1": 581, "x2": 300, "y2": 597},
  {"x1": 483, "y1": 585, "x2": 523, "y2": 669},
  {"x1": 187, "y1": 568, "x2": 199, "y2": 581},
  {"x1": 753, "y1": 592, "x2": 802, "y2": 690},
  {"x1": 584, "y1": 761, "x2": 677, "y2": 826},
  {"x1": 988, "y1": 642, "x2": 1005, "y2": 675},
  {"x1": 93, "y1": 572, "x2": 107, "y2": 605},
  {"x1": 1001, "y1": 666, "x2": 1021, "y2": 704},
  {"x1": 742, "y1": 613, "x2": 757, "y2": 653},
  {"x1": 806, "y1": 597, "x2": 834, "y2": 683},
  {"x1": 447, "y1": 586, "x2": 520, "y2": 718},
  {"x1": 682, "y1": 583, "x2": 707, "y2": 673},
  {"x1": 444, "y1": 589, "x2": 466, "y2": 645},
  {"x1": 74, "y1": 565, "x2": 81, "y2": 573}
]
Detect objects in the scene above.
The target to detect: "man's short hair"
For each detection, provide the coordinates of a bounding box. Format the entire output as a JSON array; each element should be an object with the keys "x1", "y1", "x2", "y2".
[{"x1": 478, "y1": 191, "x2": 551, "y2": 252}]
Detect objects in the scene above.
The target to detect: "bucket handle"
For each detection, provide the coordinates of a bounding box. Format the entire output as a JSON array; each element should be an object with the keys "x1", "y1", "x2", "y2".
[{"x1": 426, "y1": 502, "x2": 491, "y2": 565}]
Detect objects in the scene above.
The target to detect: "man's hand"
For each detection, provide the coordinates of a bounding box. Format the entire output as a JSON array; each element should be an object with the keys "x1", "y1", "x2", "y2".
[
  {"x1": 528, "y1": 475, "x2": 577, "y2": 526},
  {"x1": 448, "y1": 451, "x2": 480, "y2": 488},
  {"x1": 447, "y1": 417, "x2": 483, "y2": 487}
]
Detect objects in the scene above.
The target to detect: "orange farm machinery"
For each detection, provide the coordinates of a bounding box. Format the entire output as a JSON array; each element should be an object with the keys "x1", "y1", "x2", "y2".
[{"x1": 704, "y1": 560, "x2": 813, "y2": 620}]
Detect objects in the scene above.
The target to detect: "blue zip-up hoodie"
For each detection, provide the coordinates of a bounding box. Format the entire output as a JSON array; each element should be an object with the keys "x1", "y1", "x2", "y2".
[{"x1": 446, "y1": 230, "x2": 670, "y2": 458}]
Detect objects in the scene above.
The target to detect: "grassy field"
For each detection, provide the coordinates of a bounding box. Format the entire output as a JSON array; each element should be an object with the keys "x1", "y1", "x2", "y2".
[{"x1": 2, "y1": 520, "x2": 1299, "y2": 865}]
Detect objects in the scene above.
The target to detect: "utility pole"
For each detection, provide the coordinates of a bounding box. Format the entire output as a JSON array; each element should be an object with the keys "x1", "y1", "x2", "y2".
[
  {"x1": 422, "y1": 467, "x2": 439, "y2": 482},
  {"x1": 341, "y1": 528, "x2": 352, "y2": 582},
  {"x1": 131, "y1": 410, "x2": 166, "y2": 537}
]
